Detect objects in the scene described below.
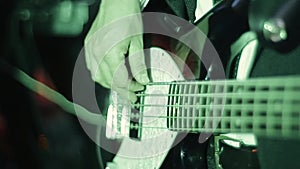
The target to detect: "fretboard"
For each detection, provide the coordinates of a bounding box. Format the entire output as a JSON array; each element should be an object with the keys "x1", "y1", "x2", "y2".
[{"x1": 162, "y1": 76, "x2": 300, "y2": 139}]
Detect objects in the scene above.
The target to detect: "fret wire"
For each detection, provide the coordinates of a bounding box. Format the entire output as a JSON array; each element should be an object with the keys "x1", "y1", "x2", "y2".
[
  {"x1": 178, "y1": 84, "x2": 182, "y2": 129},
  {"x1": 174, "y1": 83, "x2": 180, "y2": 130},
  {"x1": 167, "y1": 83, "x2": 175, "y2": 129},
  {"x1": 205, "y1": 84, "x2": 212, "y2": 129},
  {"x1": 178, "y1": 84, "x2": 184, "y2": 129},
  {"x1": 214, "y1": 84, "x2": 223, "y2": 129},
  {"x1": 187, "y1": 83, "x2": 191, "y2": 129},
  {"x1": 192, "y1": 84, "x2": 198, "y2": 131},
  {"x1": 168, "y1": 84, "x2": 174, "y2": 129},
  {"x1": 176, "y1": 84, "x2": 180, "y2": 129},
  {"x1": 282, "y1": 90, "x2": 290, "y2": 136},
  {"x1": 266, "y1": 90, "x2": 271, "y2": 134},
  {"x1": 179, "y1": 84, "x2": 184, "y2": 129},
  {"x1": 241, "y1": 86, "x2": 247, "y2": 132},
  {"x1": 183, "y1": 83, "x2": 188, "y2": 129},
  {"x1": 197, "y1": 85, "x2": 207, "y2": 127}
]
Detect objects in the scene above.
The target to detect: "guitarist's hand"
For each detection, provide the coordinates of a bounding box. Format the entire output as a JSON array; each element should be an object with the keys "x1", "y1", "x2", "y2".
[{"x1": 84, "y1": 0, "x2": 150, "y2": 102}]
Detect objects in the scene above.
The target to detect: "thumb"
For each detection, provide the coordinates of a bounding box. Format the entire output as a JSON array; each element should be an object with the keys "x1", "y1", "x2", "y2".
[{"x1": 128, "y1": 36, "x2": 150, "y2": 85}]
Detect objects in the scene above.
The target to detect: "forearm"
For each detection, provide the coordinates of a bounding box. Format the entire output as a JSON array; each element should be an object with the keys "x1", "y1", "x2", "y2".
[{"x1": 87, "y1": 0, "x2": 143, "y2": 40}]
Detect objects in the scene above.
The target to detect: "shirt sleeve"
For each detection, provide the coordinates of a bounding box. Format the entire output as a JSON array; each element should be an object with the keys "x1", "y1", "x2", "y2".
[
  {"x1": 140, "y1": 0, "x2": 214, "y2": 22},
  {"x1": 140, "y1": 0, "x2": 150, "y2": 10},
  {"x1": 195, "y1": 0, "x2": 214, "y2": 21}
]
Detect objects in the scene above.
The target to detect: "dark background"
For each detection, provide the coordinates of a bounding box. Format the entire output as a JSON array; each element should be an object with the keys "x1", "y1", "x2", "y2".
[{"x1": 0, "y1": 1, "x2": 103, "y2": 169}]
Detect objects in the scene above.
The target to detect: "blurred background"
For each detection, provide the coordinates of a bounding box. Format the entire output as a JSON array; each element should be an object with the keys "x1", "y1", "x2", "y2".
[{"x1": 0, "y1": 0, "x2": 105, "y2": 169}]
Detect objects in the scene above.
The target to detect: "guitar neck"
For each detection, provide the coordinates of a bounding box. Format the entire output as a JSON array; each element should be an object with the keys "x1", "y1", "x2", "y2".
[{"x1": 161, "y1": 76, "x2": 300, "y2": 139}]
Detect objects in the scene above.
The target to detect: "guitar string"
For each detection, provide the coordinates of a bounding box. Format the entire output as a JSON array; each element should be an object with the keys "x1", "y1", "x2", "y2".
[
  {"x1": 115, "y1": 92, "x2": 300, "y2": 131},
  {"x1": 123, "y1": 100, "x2": 300, "y2": 130},
  {"x1": 123, "y1": 115, "x2": 290, "y2": 119},
  {"x1": 120, "y1": 102, "x2": 300, "y2": 129},
  {"x1": 122, "y1": 123, "x2": 300, "y2": 131},
  {"x1": 126, "y1": 106, "x2": 300, "y2": 121},
  {"x1": 122, "y1": 125, "x2": 296, "y2": 130},
  {"x1": 129, "y1": 88, "x2": 300, "y2": 111},
  {"x1": 122, "y1": 125, "x2": 300, "y2": 137},
  {"x1": 122, "y1": 93, "x2": 300, "y2": 130},
  {"x1": 130, "y1": 103, "x2": 300, "y2": 108},
  {"x1": 140, "y1": 79, "x2": 300, "y2": 101},
  {"x1": 133, "y1": 86, "x2": 300, "y2": 108},
  {"x1": 123, "y1": 85, "x2": 300, "y2": 122},
  {"x1": 145, "y1": 79, "x2": 300, "y2": 86},
  {"x1": 122, "y1": 114, "x2": 300, "y2": 121},
  {"x1": 122, "y1": 116, "x2": 295, "y2": 130},
  {"x1": 122, "y1": 114, "x2": 299, "y2": 124},
  {"x1": 130, "y1": 80, "x2": 300, "y2": 129},
  {"x1": 135, "y1": 92, "x2": 300, "y2": 97}
]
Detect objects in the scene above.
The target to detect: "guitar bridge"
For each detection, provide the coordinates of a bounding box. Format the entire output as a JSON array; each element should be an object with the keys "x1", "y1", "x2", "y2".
[
  {"x1": 106, "y1": 91, "x2": 131, "y2": 139},
  {"x1": 106, "y1": 91, "x2": 143, "y2": 140}
]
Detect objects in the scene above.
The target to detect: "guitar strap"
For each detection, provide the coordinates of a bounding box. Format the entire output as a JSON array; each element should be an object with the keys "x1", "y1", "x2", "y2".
[
  {"x1": 184, "y1": 0, "x2": 197, "y2": 22},
  {"x1": 226, "y1": 31, "x2": 257, "y2": 79},
  {"x1": 165, "y1": 0, "x2": 197, "y2": 22}
]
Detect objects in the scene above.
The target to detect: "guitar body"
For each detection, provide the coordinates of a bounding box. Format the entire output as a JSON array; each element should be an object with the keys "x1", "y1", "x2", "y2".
[{"x1": 106, "y1": 47, "x2": 188, "y2": 169}]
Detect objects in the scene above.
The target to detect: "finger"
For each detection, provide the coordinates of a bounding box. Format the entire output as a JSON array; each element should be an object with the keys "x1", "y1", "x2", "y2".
[
  {"x1": 128, "y1": 36, "x2": 150, "y2": 85},
  {"x1": 129, "y1": 81, "x2": 145, "y2": 92},
  {"x1": 84, "y1": 35, "x2": 109, "y2": 85},
  {"x1": 99, "y1": 43, "x2": 128, "y2": 88},
  {"x1": 105, "y1": 48, "x2": 127, "y2": 74},
  {"x1": 114, "y1": 87, "x2": 137, "y2": 103},
  {"x1": 95, "y1": 61, "x2": 111, "y2": 88},
  {"x1": 111, "y1": 60, "x2": 129, "y2": 89}
]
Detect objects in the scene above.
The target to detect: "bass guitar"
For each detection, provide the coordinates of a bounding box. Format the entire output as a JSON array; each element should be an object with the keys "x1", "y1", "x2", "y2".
[{"x1": 104, "y1": 47, "x2": 300, "y2": 169}]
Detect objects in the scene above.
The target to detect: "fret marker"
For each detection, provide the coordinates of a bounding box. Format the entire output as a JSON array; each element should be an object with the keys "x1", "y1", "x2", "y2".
[
  {"x1": 175, "y1": 103, "x2": 180, "y2": 109},
  {"x1": 196, "y1": 102, "x2": 201, "y2": 110},
  {"x1": 235, "y1": 119, "x2": 241, "y2": 128},
  {"x1": 184, "y1": 102, "x2": 188, "y2": 110}
]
